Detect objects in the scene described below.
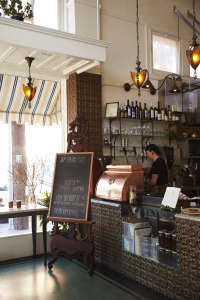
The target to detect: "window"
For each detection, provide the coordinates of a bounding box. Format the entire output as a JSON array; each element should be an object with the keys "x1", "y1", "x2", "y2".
[
  {"x1": 33, "y1": 0, "x2": 58, "y2": 30},
  {"x1": 64, "y1": 0, "x2": 75, "y2": 33},
  {"x1": 152, "y1": 33, "x2": 179, "y2": 74},
  {"x1": 0, "y1": 123, "x2": 9, "y2": 204},
  {"x1": 0, "y1": 122, "x2": 62, "y2": 237},
  {"x1": 25, "y1": 123, "x2": 62, "y2": 199}
]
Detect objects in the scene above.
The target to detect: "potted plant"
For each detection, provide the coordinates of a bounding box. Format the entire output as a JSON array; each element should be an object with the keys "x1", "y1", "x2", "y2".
[{"x1": 0, "y1": 0, "x2": 33, "y2": 21}]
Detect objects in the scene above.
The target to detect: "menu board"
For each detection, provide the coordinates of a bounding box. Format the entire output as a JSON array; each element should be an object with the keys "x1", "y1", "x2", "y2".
[{"x1": 48, "y1": 152, "x2": 93, "y2": 222}]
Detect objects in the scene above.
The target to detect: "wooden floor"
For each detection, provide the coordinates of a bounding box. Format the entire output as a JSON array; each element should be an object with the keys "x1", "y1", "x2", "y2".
[{"x1": 0, "y1": 257, "x2": 145, "y2": 300}]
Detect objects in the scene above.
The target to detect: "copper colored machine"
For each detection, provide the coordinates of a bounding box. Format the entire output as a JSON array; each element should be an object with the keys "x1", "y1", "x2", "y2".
[{"x1": 95, "y1": 164, "x2": 144, "y2": 202}]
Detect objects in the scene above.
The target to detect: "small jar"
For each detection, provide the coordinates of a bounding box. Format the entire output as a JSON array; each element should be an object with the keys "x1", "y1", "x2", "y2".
[
  {"x1": 158, "y1": 230, "x2": 165, "y2": 248},
  {"x1": 129, "y1": 185, "x2": 137, "y2": 205},
  {"x1": 171, "y1": 233, "x2": 177, "y2": 252},
  {"x1": 165, "y1": 232, "x2": 172, "y2": 250}
]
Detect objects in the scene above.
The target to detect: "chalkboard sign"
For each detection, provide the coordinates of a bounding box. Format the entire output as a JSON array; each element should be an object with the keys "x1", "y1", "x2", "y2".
[{"x1": 48, "y1": 152, "x2": 93, "y2": 222}]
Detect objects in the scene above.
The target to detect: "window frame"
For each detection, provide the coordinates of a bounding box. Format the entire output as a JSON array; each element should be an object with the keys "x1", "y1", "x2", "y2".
[{"x1": 148, "y1": 28, "x2": 180, "y2": 78}]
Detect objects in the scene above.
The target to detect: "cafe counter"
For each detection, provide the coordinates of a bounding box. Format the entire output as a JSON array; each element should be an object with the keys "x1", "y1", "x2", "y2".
[{"x1": 91, "y1": 197, "x2": 200, "y2": 300}]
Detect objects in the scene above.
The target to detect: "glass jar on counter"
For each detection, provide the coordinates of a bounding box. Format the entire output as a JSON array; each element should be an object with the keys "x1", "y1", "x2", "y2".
[
  {"x1": 129, "y1": 185, "x2": 137, "y2": 205},
  {"x1": 165, "y1": 232, "x2": 172, "y2": 250},
  {"x1": 171, "y1": 233, "x2": 177, "y2": 252},
  {"x1": 158, "y1": 230, "x2": 165, "y2": 248}
]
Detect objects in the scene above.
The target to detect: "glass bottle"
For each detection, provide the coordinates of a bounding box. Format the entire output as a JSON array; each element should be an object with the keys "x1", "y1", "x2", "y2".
[
  {"x1": 127, "y1": 99, "x2": 132, "y2": 118},
  {"x1": 131, "y1": 101, "x2": 136, "y2": 119},
  {"x1": 120, "y1": 104, "x2": 124, "y2": 118},
  {"x1": 164, "y1": 105, "x2": 168, "y2": 121},
  {"x1": 124, "y1": 104, "x2": 128, "y2": 118},
  {"x1": 135, "y1": 101, "x2": 139, "y2": 119},
  {"x1": 171, "y1": 105, "x2": 176, "y2": 121},
  {"x1": 154, "y1": 104, "x2": 158, "y2": 121},
  {"x1": 161, "y1": 104, "x2": 165, "y2": 121},
  {"x1": 168, "y1": 105, "x2": 172, "y2": 121},
  {"x1": 144, "y1": 103, "x2": 148, "y2": 120},
  {"x1": 129, "y1": 185, "x2": 137, "y2": 205},
  {"x1": 157, "y1": 102, "x2": 161, "y2": 121},
  {"x1": 150, "y1": 103, "x2": 154, "y2": 120},
  {"x1": 139, "y1": 102, "x2": 143, "y2": 119}
]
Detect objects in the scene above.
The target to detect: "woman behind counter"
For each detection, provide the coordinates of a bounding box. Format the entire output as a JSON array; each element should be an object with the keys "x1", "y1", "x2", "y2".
[{"x1": 145, "y1": 144, "x2": 168, "y2": 187}]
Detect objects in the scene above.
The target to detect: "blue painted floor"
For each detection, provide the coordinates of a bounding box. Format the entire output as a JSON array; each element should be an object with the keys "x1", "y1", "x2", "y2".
[{"x1": 0, "y1": 257, "x2": 144, "y2": 300}]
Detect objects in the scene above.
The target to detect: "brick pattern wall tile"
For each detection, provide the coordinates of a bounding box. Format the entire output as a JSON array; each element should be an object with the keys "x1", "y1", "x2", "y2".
[
  {"x1": 67, "y1": 72, "x2": 102, "y2": 157},
  {"x1": 91, "y1": 200, "x2": 200, "y2": 300}
]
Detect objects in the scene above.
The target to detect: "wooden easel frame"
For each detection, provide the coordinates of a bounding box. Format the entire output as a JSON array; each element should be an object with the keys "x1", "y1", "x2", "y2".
[{"x1": 48, "y1": 152, "x2": 94, "y2": 223}]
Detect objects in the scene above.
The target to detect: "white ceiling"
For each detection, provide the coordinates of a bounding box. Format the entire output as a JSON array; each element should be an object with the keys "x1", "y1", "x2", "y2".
[{"x1": 0, "y1": 17, "x2": 109, "y2": 81}]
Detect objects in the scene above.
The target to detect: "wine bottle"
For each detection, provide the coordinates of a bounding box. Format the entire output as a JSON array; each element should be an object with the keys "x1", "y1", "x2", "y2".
[
  {"x1": 144, "y1": 103, "x2": 148, "y2": 120},
  {"x1": 150, "y1": 103, "x2": 154, "y2": 120},
  {"x1": 124, "y1": 104, "x2": 128, "y2": 118},
  {"x1": 154, "y1": 104, "x2": 158, "y2": 121},
  {"x1": 168, "y1": 105, "x2": 172, "y2": 121},
  {"x1": 171, "y1": 105, "x2": 176, "y2": 121},
  {"x1": 139, "y1": 102, "x2": 143, "y2": 119},
  {"x1": 161, "y1": 104, "x2": 165, "y2": 121},
  {"x1": 164, "y1": 105, "x2": 168, "y2": 121},
  {"x1": 157, "y1": 102, "x2": 161, "y2": 121},
  {"x1": 135, "y1": 101, "x2": 139, "y2": 119},
  {"x1": 127, "y1": 99, "x2": 131, "y2": 118},
  {"x1": 131, "y1": 101, "x2": 136, "y2": 119}
]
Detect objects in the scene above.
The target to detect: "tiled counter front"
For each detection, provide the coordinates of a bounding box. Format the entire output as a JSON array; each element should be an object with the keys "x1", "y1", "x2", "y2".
[
  {"x1": 91, "y1": 199, "x2": 200, "y2": 300},
  {"x1": 91, "y1": 199, "x2": 124, "y2": 272},
  {"x1": 176, "y1": 214, "x2": 200, "y2": 300}
]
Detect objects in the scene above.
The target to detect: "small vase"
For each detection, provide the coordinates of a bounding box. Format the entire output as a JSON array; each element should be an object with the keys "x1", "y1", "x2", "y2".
[
  {"x1": 11, "y1": 16, "x2": 24, "y2": 21},
  {"x1": 28, "y1": 191, "x2": 36, "y2": 207}
]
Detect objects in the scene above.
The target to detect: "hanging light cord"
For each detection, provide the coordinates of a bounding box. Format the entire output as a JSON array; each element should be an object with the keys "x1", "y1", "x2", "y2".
[
  {"x1": 136, "y1": 0, "x2": 139, "y2": 65},
  {"x1": 192, "y1": 0, "x2": 196, "y2": 42}
]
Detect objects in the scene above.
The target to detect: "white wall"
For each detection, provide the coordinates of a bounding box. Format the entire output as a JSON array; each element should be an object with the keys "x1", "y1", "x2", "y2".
[
  {"x1": 0, "y1": 232, "x2": 50, "y2": 261},
  {"x1": 75, "y1": 0, "x2": 98, "y2": 39},
  {"x1": 75, "y1": 0, "x2": 199, "y2": 162},
  {"x1": 76, "y1": 0, "x2": 200, "y2": 106}
]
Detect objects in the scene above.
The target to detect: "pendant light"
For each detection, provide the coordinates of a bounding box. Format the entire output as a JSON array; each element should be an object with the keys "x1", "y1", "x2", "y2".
[
  {"x1": 186, "y1": 0, "x2": 200, "y2": 79},
  {"x1": 130, "y1": 0, "x2": 147, "y2": 96},
  {"x1": 168, "y1": 77, "x2": 181, "y2": 94},
  {"x1": 23, "y1": 57, "x2": 37, "y2": 108}
]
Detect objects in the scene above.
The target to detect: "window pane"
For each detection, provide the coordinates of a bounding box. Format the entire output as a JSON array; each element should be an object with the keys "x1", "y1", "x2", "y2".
[
  {"x1": 64, "y1": 0, "x2": 75, "y2": 33},
  {"x1": 153, "y1": 34, "x2": 178, "y2": 73},
  {"x1": 25, "y1": 123, "x2": 62, "y2": 199},
  {"x1": 0, "y1": 123, "x2": 9, "y2": 204},
  {"x1": 33, "y1": 0, "x2": 58, "y2": 29}
]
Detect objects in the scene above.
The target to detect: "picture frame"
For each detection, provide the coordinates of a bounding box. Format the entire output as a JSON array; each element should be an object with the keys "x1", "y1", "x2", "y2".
[{"x1": 105, "y1": 102, "x2": 119, "y2": 118}]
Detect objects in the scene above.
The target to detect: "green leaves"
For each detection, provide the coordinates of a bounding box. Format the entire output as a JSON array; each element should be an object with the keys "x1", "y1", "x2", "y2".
[{"x1": 0, "y1": 0, "x2": 33, "y2": 19}]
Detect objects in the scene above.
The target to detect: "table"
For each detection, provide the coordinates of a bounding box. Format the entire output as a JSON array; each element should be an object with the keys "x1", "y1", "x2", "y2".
[{"x1": 0, "y1": 204, "x2": 48, "y2": 265}]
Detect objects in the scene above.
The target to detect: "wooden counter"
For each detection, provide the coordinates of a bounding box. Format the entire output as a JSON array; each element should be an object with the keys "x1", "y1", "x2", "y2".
[{"x1": 91, "y1": 198, "x2": 200, "y2": 300}]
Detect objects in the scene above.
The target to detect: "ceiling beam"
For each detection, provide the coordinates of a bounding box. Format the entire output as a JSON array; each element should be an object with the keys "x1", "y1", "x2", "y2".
[
  {"x1": 18, "y1": 50, "x2": 38, "y2": 65},
  {"x1": 0, "y1": 46, "x2": 16, "y2": 63},
  {"x1": 187, "y1": 10, "x2": 200, "y2": 28},
  {"x1": 52, "y1": 57, "x2": 75, "y2": 71},
  {"x1": 63, "y1": 60, "x2": 89, "y2": 75},
  {"x1": 173, "y1": 6, "x2": 200, "y2": 36},
  {"x1": 35, "y1": 55, "x2": 56, "y2": 68},
  {"x1": 76, "y1": 60, "x2": 100, "y2": 74}
]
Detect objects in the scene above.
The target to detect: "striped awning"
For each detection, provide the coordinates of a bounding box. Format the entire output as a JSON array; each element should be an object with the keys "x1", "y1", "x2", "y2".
[{"x1": 0, "y1": 74, "x2": 61, "y2": 125}]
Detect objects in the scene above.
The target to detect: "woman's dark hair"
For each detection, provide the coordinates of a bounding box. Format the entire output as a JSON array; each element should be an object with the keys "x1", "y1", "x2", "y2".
[{"x1": 145, "y1": 144, "x2": 161, "y2": 156}]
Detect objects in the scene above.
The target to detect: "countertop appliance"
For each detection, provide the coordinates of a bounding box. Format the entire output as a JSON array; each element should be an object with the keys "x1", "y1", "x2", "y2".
[{"x1": 95, "y1": 164, "x2": 144, "y2": 202}]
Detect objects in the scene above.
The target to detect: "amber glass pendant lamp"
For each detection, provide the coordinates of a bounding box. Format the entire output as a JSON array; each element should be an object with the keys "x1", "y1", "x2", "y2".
[
  {"x1": 23, "y1": 57, "x2": 37, "y2": 108},
  {"x1": 186, "y1": 0, "x2": 200, "y2": 78}
]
